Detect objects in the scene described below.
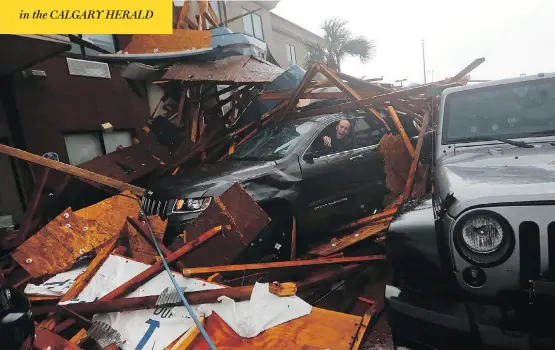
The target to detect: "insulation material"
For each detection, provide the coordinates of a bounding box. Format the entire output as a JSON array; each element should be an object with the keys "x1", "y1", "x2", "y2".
[
  {"x1": 24, "y1": 264, "x2": 88, "y2": 296},
  {"x1": 378, "y1": 134, "x2": 412, "y2": 196},
  {"x1": 61, "y1": 255, "x2": 311, "y2": 349}
]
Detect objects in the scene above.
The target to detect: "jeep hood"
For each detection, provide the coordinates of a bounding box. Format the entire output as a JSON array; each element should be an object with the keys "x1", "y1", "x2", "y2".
[
  {"x1": 148, "y1": 158, "x2": 301, "y2": 202},
  {"x1": 436, "y1": 145, "x2": 555, "y2": 217}
]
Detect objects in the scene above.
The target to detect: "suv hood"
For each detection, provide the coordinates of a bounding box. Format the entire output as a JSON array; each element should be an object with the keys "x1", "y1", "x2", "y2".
[
  {"x1": 148, "y1": 158, "x2": 301, "y2": 202},
  {"x1": 436, "y1": 144, "x2": 555, "y2": 217}
]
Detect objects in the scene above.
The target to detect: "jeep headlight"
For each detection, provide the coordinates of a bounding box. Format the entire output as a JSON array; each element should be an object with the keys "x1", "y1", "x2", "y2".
[
  {"x1": 173, "y1": 197, "x2": 212, "y2": 213},
  {"x1": 454, "y1": 211, "x2": 514, "y2": 267},
  {"x1": 461, "y1": 216, "x2": 504, "y2": 253}
]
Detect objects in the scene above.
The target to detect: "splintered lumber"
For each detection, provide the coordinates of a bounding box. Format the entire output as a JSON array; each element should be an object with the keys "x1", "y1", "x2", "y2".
[
  {"x1": 309, "y1": 221, "x2": 391, "y2": 257},
  {"x1": 0, "y1": 144, "x2": 145, "y2": 196},
  {"x1": 351, "y1": 304, "x2": 379, "y2": 350},
  {"x1": 189, "y1": 308, "x2": 362, "y2": 350},
  {"x1": 32, "y1": 282, "x2": 297, "y2": 316},
  {"x1": 338, "y1": 207, "x2": 398, "y2": 231},
  {"x1": 318, "y1": 64, "x2": 391, "y2": 131},
  {"x1": 403, "y1": 110, "x2": 431, "y2": 199},
  {"x1": 182, "y1": 256, "x2": 385, "y2": 276},
  {"x1": 448, "y1": 57, "x2": 486, "y2": 83},
  {"x1": 387, "y1": 106, "x2": 415, "y2": 156},
  {"x1": 34, "y1": 327, "x2": 81, "y2": 350},
  {"x1": 100, "y1": 225, "x2": 229, "y2": 301},
  {"x1": 279, "y1": 64, "x2": 320, "y2": 120},
  {"x1": 176, "y1": 0, "x2": 190, "y2": 29},
  {"x1": 63, "y1": 238, "x2": 118, "y2": 301}
]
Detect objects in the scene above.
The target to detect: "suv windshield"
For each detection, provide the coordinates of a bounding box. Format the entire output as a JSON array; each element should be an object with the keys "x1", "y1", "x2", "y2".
[
  {"x1": 233, "y1": 120, "x2": 316, "y2": 161},
  {"x1": 443, "y1": 77, "x2": 555, "y2": 143}
]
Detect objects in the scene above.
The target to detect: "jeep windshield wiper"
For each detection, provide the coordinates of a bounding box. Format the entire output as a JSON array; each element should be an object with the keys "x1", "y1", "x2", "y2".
[{"x1": 482, "y1": 136, "x2": 534, "y2": 148}]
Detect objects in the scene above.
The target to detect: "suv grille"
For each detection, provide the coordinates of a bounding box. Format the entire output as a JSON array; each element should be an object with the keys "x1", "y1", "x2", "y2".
[{"x1": 140, "y1": 197, "x2": 169, "y2": 218}]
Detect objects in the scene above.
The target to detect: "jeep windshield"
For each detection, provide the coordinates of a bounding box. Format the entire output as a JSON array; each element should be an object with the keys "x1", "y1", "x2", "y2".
[
  {"x1": 233, "y1": 119, "x2": 316, "y2": 161},
  {"x1": 443, "y1": 77, "x2": 555, "y2": 144}
]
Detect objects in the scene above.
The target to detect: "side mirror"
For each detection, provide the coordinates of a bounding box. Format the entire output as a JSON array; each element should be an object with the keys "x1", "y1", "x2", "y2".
[{"x1": 303, "y1": 152, "x2": 315, "y2": 163}]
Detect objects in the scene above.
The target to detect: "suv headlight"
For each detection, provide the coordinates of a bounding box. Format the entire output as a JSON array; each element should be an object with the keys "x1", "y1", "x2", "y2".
[
  {"x1": 172, "y1": 197, "x2": 212, "y2": 213},
  {"x1": 454, "y1": 211, "x2": 515, "y2": 267}
]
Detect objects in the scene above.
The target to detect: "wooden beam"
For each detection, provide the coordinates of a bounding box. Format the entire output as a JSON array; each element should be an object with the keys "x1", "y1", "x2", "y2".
[
  {"x1": 0, "y1": 144, "x2": 145, "y2": 196},
  {"x1": 198, "y1": 1, "x2": 208, "y2": 30},
  {"x1": 184, "y1": 16, "x2": 199, "y2": 30},
  {"x1": 100, "y1": 225, "x2": 228, "y2": 301},
  {"x1": 318, "y1": 64, "x2": 391, "y2": 131},
  {"x1": 69, "y1": 329, "x2": 88, "y2": 345},
  {"x1": 337, "y1": 207, "x2": 398, "y2": 231},
  {"x1": 203, "y1": 12, "x2": 217, "y2": 28},
  {"x1": 279, "y1": 64, "x2": 320, "y2": 121},
  {"x1": 32, "y1": 282, "x2": 297, "y2": 316},
  {"x1": 351, "y1": 304, "x2": 378, "y2": 350},
  {"x1": 176, "y1": 1, "x2": 190, "y2": 29},
  {"x1": 259, "y1": 91, "x2": 380, "y2": 101},
  {"x1": 182, "y1": 255, "x2": 385, "y2": 276},
  {"x1": 207, "y1": 3, "x2": 221, "y2": 25},
  {"x1": 387, "y1": 106, "x2": 415, "y2": 157},
  {"x1": 448, "y1": 57, "x2": 486, "y2": 82},
  {"x1": 402, "y1": 110, "x2": 431, "y2": 200},
  {"x1": 294, "y1": 83, "x2": 437, "y2": 119}
]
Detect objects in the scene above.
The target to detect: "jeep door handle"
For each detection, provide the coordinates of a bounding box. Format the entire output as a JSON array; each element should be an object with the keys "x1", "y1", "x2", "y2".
[{"x1": 349, "y1": 154, "x2": 363, "y2": 161}]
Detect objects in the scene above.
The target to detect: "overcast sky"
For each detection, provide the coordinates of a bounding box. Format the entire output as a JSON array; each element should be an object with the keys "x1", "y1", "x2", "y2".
[{"x1": 271, "y1": 0, "x2": 555, "y2": 85}]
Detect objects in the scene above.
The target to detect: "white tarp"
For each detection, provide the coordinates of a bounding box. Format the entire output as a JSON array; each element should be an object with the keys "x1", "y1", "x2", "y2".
[
  {"x1": 61, "y1": 254, "x2": 311, "y2": 350},
  {"x1": 24, "y1": 265, "x2": 88, "y2": 296}
]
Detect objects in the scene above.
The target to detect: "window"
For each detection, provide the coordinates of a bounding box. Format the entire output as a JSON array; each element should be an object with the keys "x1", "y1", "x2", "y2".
[
  {"x1": 286, "y1": 43, "x2": 297, "y2": 66},
  {"x1": 242, "y1": 9, "x2": 264, "y2": 40},
  {"x1": 64, "y1": 131, "x2": 132, "y2": 165},
  {"x1": 308, "y1": 120, "x2": 356, "y2": 157}
]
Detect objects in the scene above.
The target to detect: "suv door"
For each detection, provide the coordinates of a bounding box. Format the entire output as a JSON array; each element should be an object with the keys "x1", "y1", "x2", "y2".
[
  {"x1": 297, "y1": 118, "x2": 361, "y2": 231},
  {"x1": 347, "y1": 117, "x2": 387, "y2": 213}
]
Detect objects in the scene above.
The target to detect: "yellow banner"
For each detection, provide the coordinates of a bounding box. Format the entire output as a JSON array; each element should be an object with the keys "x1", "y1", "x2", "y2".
[{"x1": 0, "y1": 0, "x2": 173, "y2": 34}]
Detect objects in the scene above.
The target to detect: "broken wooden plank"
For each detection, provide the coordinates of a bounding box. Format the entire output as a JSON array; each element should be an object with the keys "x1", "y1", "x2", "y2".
[
  {"x1": 448, "y1": 57, "x2": 486, "y2": 83},
  {"x1": 402, "y1": 110, "x2": 431, "y2": 199},
  {"x1": 279, "y1": 63, "x2": 320, "y2": 121},
  {"x1": 337, "y1": 207, "x2": 398, "y2": 231},
  {"x1": 290, "y1": 216, "x2": 297, "y2": 260},
  {"x1": 182, "y1": 255, "x2": 385, "y2": 276},
  {"x1": 32, "y1": 282, "x2": 297, "y2": 316},
  {"x1": 387, "y1": 106, "x2": 415, "y2": 156},
  {"x1": 318, "y1": 64, "x2": 391, "y2": 131},
  {"x1": 100, "y1": 225, "x2": 228, "y2": 301},
  {"x1": 176, "y1": 0, "x2": 190, "y2": 29},
  {"x1": 351, "y1": 304, "x2": 378, "y2": 350},
  {"x1": 0, "y1": 144, "x2": 145, "y2": 196},
  {"x1": 259, "y1": 91, "x2": 378, "y2": 100},
  {"x1": 309, "y1": 221, "x2": 391, "y2": 257}
]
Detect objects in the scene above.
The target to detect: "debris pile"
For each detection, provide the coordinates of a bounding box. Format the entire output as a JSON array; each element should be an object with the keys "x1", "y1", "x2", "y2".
[{"x1": 0, "y1": 18, "x2": 486, "y2": 347}]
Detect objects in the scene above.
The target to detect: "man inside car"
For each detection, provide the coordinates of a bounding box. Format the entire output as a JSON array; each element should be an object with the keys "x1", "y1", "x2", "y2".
[{"x1": 321, "y1": 119, "x2": 352, "y2": 151}]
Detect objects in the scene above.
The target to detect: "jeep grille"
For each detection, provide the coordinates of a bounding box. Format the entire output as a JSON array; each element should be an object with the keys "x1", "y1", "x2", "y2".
[{"x1": 140, "y1": 197, "x2": 169, "y2": 218}]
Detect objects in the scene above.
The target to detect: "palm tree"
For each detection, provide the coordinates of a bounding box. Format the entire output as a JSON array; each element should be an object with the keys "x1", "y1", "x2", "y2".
[{"x1": 304, "y1": 17, "x2": 374, "y2": 72}]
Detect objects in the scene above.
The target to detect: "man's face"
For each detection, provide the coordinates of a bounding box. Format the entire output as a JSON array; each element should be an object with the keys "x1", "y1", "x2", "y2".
[{"x1": 336, "y1": 120, "x2": 351, "y2": 139}]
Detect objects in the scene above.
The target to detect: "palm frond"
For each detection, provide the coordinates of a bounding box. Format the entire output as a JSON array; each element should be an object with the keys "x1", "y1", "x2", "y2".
[
  {"x1": 303, "y1": 40, "x2": 328, "y2": 68},
  {"x1": 339, "y1": 36, "x2": 375, "y2": 63}
]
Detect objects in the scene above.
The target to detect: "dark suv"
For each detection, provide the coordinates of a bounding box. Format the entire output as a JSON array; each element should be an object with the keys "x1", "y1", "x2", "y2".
[
  {"x1": 386, "y1": 73, "x2": 555, "y2": 349},
  {"x1": 141, "y1": 111, "x2": 394, "y2": 246}
]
